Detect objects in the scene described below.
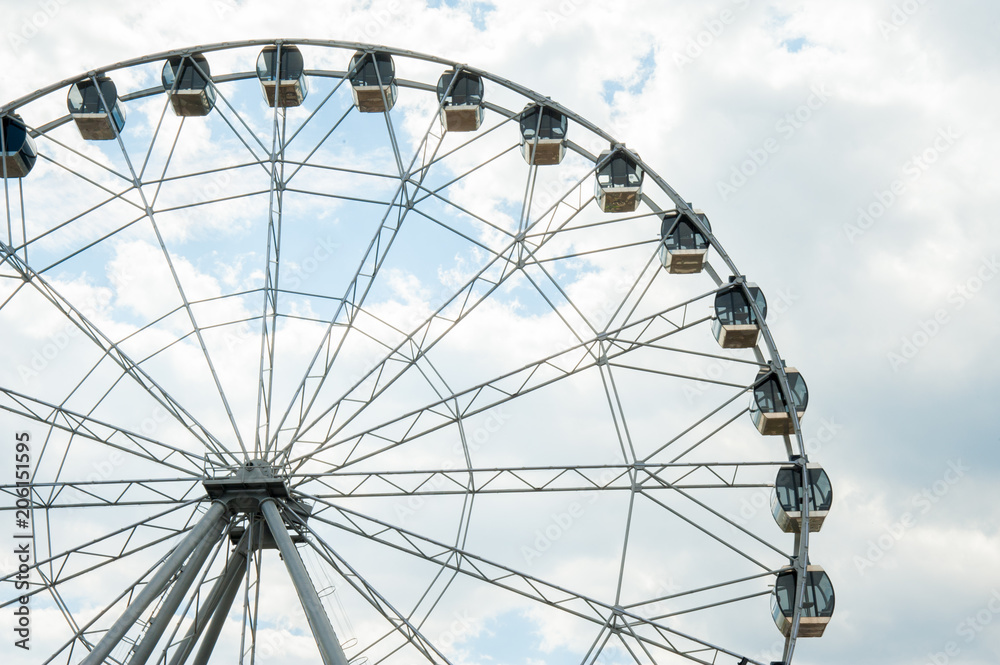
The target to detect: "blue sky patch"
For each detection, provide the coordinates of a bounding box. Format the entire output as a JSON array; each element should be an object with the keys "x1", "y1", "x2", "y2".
[{"x1": 781, "y1": 37, "x2": 807, "y2": 53}]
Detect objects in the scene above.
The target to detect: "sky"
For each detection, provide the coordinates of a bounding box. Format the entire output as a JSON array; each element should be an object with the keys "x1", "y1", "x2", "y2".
[{"x1": 0, "y1": 1, "x2": 999, "y2": 665}]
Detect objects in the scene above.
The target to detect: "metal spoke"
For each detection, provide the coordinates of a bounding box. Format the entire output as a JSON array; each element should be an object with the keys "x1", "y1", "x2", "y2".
[
  {"x1": 286, "y1": 299, "x2": 713, "y2": 472},
  {"x1": 303, "y1": 496, "x2": 766, "y2": 665},
  {"x1": 103, "y1": 103, "x2": 250, "y2": 460}
]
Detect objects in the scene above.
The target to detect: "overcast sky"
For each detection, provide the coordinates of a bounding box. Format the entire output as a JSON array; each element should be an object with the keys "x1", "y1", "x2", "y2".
[{"x1": 1, "y1": 2, "x2": 998, "y2": 665}]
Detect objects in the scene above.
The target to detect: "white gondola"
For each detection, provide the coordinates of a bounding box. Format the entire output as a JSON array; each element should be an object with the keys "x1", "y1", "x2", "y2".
[
  {"x1": 750, "y1": 367, "x2": 808, "y2": 436},
  {"x1": 595, "y1": 147, "x2": 643, "y2": 213},
  {"x1": 349, "y1": 51, "x2": 397, "y2": 113},
  {"x1": 257, "y1": 44, "x2": 307, "y2": 108},
  {"x1": 162, "y1": 53, "x2": 216, "y2": 117},
  {"x1": 660, "y1": 209, "x2": 710, "y2": 274},
  {"x1": 67, "y1": 76, "x2": 126, "y2": 140},
  {"x1": 771, "y1": 565, "x2": 835, "y2": 637},
  {"x1": 519, "y1": 103, "x2": 567, "y2": 165},
  {"x1": 437, "y1": 69, "x2": 484, "y2": 132},
  {"x1": 1, "y1": 114, "x2": 37, "y2": 178},
  {"x1": 772, "y1": 463, "x2": 832, "y2": 532},
  {"x1": 712, "y1": 278, "x2": 766, "y2": 348}
]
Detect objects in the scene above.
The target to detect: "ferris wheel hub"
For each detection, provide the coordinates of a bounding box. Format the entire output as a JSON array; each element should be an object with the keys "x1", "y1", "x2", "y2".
[{"x1": 202, "y1": 459, "x2": 308, "y2": 519}]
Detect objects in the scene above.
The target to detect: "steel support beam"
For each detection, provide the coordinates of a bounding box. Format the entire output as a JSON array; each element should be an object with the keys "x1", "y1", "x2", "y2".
[
  {"x1": 189, "y1": 539, "x2": 250, "y2": 665},
  {"x1": 80, "y1": 501, "x2": 229, "y2": 665},
  {"x1": 260, "y1": 498, "x2": 350, "y2": 665},
  {"x1": 129, "y1": 513, "x2": 227, "y2": 665},
  {"x1": 167, "y1": 541, "x2": 247, "y2": 665}
]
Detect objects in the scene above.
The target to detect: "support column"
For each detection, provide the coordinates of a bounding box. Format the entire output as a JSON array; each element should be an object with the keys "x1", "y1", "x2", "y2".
[
  {"x1": 81, "y1": 501, "x2": 229, "y2": 665},
  {"x1": 167, "y1": 541, "x2": 247, "y2": 665},
  {"x1": 190, "y1": 525, "x2": 254, "y2": 665},
  {"x1": 129, "y1": 512, "x2": 228, "y2": 665},
  {"x1": 260, "y1": 498, "x2": 350, "y2": 665}
]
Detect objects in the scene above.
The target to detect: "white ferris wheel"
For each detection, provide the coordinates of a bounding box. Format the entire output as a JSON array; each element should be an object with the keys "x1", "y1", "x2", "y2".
[{"x1": 0, "y1": 40, "x2": 835, "y2": 665}]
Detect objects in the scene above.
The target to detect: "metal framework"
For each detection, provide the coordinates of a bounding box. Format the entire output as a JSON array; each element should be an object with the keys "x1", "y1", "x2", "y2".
[{"x1": 0, "y1": 40, "x2": 827, "y2": 665}]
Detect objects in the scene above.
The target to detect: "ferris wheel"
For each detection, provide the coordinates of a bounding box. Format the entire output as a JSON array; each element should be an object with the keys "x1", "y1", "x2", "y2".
[{"x1": 0, "y1": 40, "x2": 835, "y2": 665}]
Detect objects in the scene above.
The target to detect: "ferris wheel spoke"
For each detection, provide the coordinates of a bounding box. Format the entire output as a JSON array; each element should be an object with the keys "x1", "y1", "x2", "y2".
[
  {"x1": 254, "y1": 104, "x2": 290, "y2": 457},
  {"x1": 271, "y1": 70, "x2": 469, "y2": 450},
  {"x1": 639, "y1": 476, "x2": 787, "y2": 558},
  {"x1": 374, "y1": 60, "x2": 406, "y2": 179},
  {"x1": 286, "y1": 301, "x2": 711, "y2": 472},
  {"x1": 532, "y1": 237, "x2": 661, "y2": 265},
  {"x1": 0, "y1": 387, "x2": 211, "y2": 476},
  {"x1": 11, "y1": 186, "x2": 146, "y2": 274},
  {"x1": 406, "y1": 159, "x2": 524, "y2": 244},
  {"x1": 238, "y1": 517, "x2": 265, "y2": 665},
  {"x1": 291, "y1": 462, "x2": 776, "y2": 497},
  {"x1": 27, "y1": 120, "x2": 136, "y2": 184},
  {"x1": 1, "y1": 160, "x2": 236, "y2": 468},
  {"x1": 627, "y1": 574, "x2": 780, "y2": 626},
  {"x1": 297, "y1": 521, "x2": 455, "y2": 665},
  {"x1": 600, "y1": 364, "x2": 640, "y2": 464},
  {"x1": 407, "y1": 109, "x2": 522, "y2": 183},
  {"x1": 612, "y1": 487, "x2": 638, "y2": 608},
  {"x1": 521, "y1": 223, "x2": 661, "y2": 336},
  {"x1": 407, "y1": 204, "x2": 508, "y2": 257},
  {"x1": 281, "y1": 105, "x2": 357, "y2": 187},
  {"x1": 0, "y1": 476, "x2": 202, "y2": 510},
  {"x1": 277, "y1": 246, "x2": 524, "y2": 467},
  {"x1": 190, "y1": 59, "x2": 271, "y2": 160},
  {"x1": 36, "y1": 569, "x2": 92, "y2": 665},
  {"x1": 642, "y1": 386, "x2": 754, "y2": 465},
  {"x1": 637, "y1": 489, "x2": 778, "y2": 569},
  {"x1": 266, "y1": 179, "x2": 413, "y2": 458},
  {"x1": 407, "y1": 142, "x2": 519, "y2": 221},
  {"x1": 282, "y1": 72, "x2": 356, "y2": 154},
  {"x1": 30, "y1": 549, "x2": 171, "y2": 665},
  {"x1": 0, "y1": 500, "x2": 201, "y2": 607},
  {"x1": 579, "y1": 624, "x2": 615, "y2": 665},
  {"x1": 278, "y1": 145, "x2": 648, "y2": 462},
  {"x1": 268, "y1": 100, "x2": 458, "y2": 458},
  {"x1": 610, "y1": 626, "x2": 656, "y2": 665},
  {"x1": 104, "y1": 112, "x2": 252, "y2": 460},
  {"x1": 304, "y1": 497, "x2": 761, "y2": 665},
  {"x1": 30, "y1": 211, "x2": 150, "y2": 278}
]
